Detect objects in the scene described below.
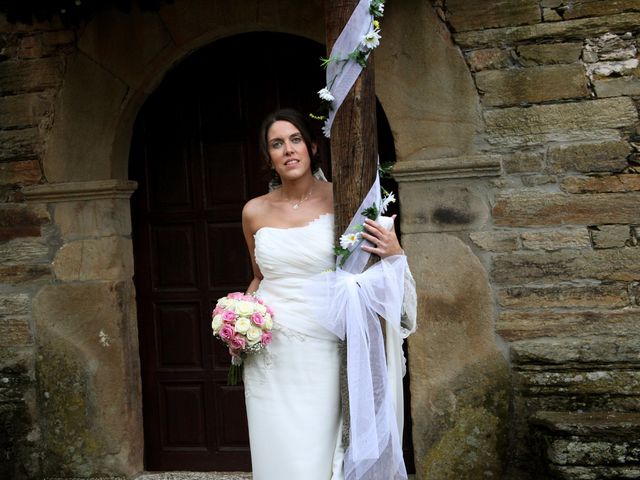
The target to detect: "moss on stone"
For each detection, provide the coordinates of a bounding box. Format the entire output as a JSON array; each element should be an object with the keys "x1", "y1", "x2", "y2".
[
  {"x1": 422, "y1": 406, "x2": 503, "y2": 479},
  {"x1": 37, "y1": 344, "x2": 109, "y2": 477}
]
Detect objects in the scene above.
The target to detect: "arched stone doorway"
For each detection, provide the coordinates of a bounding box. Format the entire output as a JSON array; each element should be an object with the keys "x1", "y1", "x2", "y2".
[{"x1": 128, "y1": 31, "x2": 409, "y2": 472}]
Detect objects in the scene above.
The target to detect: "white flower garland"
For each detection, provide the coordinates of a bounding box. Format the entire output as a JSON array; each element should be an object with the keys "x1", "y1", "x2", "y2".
[{"x1": 312, "y1": 0, "x2": 386, "y2": 138}]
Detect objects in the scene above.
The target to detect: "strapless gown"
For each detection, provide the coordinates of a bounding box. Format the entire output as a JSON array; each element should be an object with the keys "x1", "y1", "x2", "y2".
[{"x1": 244, "y1": 213, "x2": 344, "y2": 480}]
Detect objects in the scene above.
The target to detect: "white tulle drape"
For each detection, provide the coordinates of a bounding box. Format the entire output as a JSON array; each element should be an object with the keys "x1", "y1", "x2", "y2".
[
  {"x1": 306, "y1": 175, "x2": 416, "y2": 480},
  {"x1": 323, "y1": 0, "x2": 374, "y2": 138}
]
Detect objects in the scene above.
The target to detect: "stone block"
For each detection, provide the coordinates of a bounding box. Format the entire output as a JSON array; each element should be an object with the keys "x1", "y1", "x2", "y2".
[
  {"x1": 516, "y1": 369, "x2": 640, "y2": 396},
  {"x1": 0, "y1": 93, "x2": 49, "y2": 128},
  {"x1": 53, "y1": 237, "x2": 134, "y2": 281},
  {"x1": 78, "y1": 6, "x2": 174, "y2": 91},
  {"x1": 469, "y1": 230, "x2": 519, "y2": 251},
  {"x1": 445, "y1": 0, "x2": 540, "y2": 32},
  {"x1": 476, "y1": 64, "x2": 589, "y2": 107},
  {"x1": 541, "y1": 0, "x2": 640, "y2": 21},
  {"x1": 590, "y1": 225, "x2": 632, "y2": 249},
  {"x1": 0, "y1": 160, "x2": 42, "y2": 187},
  {"x1": 498, "y1": 309, "x2": 640, "y2": 340},
  {"x1": 0, "y1": 241, "x2": 48, "y2": 266},
  {"x1": 54, "y1": 198, "x2": 132, "y2": 239},
  {"x1": 550, "y1": 465, "x2": 640, "y2": 479},
  {"x1": 502, "y1": 151, "x2": 544, "y2": 174},
  {"x1": 465, "y1": 48, "x2": 513, "y2": 72},
  {"x1": 493, "y1": 191, "x2": 639, "y2": 227},
  {"x1": 17, "y1": 35, "x2": 43, "y2": 59},
  {"x1": 0, "y1": 202, "x2": 50, "y2": 242},
  {"x1": 42, "y1": 30, "x2": 76, "y2": 46},
  {"x1": 0, "y1": 128, "x2": 39, "y2": 162},
  {"x1": 400, "y1": 181, "x2": 491, "y2": 233},
  {"x1": 0, "y1": 318, "x2": 32, "y2": 347},
  {"x1": 0, "y1": 264, "x2": 51, "y2": 285},
  {"x1": 517, "y1": 43, "x2": 583, "y2": 66},
  {"x1": 511, "y1": 336, "x2": 640, "y2": 364},
  {"x1": 492, "y1": 248, "x2": 640, "y2": 283},
  {"x1": 485, "y1": 98, "x2": 638, "y2": 147},
  {"x1": 43, "y1": 51, "x2": 131, "y2": 182},
  {"x1": 33, "y1": 280, "x2": 143, "y2": 477},
  {"x1": 498, "y1": 284, "x2": 630, "y2": 309},
  {"x1": 548, "y1": 438, "x2": 640, "y2": 466},
  {"x1": 454, "y1": 13, "x2": 640, "y2": 48},
  {"x1": 561, "y1": 174, "x2": 640, "y2": 193},
  {"x1": 376, "y1": 2, "x2": 482, "y2": 162},
  {"x1": 404, "y1": 233, "x2": 508, "y2": 478},
  {"x1": 0, "y1": 293, "x2": 30, "y2": 316},
  {"x1": 0, "y1": 58, "x2": 62, "y2": 94},
  {"x1": 548, "y1": 141, "x2": 631, "y2": 174},
  {"x1": 521, "y1": 174, "x2": 557, "y2": 187},
  {"x1": 521, "y1": 228, "x2": 591, "y2": 251},
  {"x1": 594, "y1": 76, "x2": 640, "y2": 98}
]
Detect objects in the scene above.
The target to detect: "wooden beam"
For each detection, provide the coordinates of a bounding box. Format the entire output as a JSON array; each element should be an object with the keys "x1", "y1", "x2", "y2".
[{"x1": 325, "y1": 0, "x2": 379, "y2": 239}]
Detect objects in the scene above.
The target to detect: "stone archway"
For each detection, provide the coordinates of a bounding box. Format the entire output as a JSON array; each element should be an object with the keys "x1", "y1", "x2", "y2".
[{"x1": 25, "y1": 0, "x2": 509, "y2": 477}]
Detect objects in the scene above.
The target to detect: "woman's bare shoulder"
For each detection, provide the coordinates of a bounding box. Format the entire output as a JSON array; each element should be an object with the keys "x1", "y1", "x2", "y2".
[{"x1": 242, "y1": 190, "x2": 277, "y2": 221}]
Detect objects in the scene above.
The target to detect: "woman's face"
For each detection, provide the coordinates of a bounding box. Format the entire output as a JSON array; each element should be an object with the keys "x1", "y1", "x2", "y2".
[{"x1": 266, "y1": 120, "x2": 316, "y2": 182}]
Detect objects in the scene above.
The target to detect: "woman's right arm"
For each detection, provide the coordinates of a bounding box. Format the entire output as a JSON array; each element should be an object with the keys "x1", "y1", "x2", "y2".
[{"x1": 242, "y1": 199, "x2": 263, "y2": 294}]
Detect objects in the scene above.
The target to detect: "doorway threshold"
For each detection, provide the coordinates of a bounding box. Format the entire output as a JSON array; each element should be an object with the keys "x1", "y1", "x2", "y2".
[{"x1": 136, "y1": 473, "x2": 252, "y2": 480}]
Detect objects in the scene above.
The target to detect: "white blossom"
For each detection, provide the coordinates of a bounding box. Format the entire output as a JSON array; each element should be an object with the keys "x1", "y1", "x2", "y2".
[
  {"x1": 340, "y1": 232, "x2": 362, "y2": 249},
  {"x1": 361, "y1": 28, "x2": 381, "y2": 50},
  {"x1": 380, "y1": 192, "x2": 396, "y2": 214},
  {"x1": 318, "y1": 87, "x2": 335, "y2": 102}
]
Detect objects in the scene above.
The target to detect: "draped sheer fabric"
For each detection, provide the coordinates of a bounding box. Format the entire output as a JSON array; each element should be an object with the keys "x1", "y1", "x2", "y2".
[
  {"x1": 306, "y1": 175, "x2": 417, "y2": 480},
  {"x1": 323, "y1": 0, "x2": 374, "y2": 137}
]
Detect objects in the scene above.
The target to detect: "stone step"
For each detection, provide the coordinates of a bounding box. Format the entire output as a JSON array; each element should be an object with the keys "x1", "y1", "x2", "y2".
[
  {"x1": 531, "y1": 411, "x2": 640, "y2": 479},
  {"x1": 532, "y1": 411, "x2": 640, "y2": 438},
  {"x1": 549, "y1": 465, "x2": 640, "y2": 480}
]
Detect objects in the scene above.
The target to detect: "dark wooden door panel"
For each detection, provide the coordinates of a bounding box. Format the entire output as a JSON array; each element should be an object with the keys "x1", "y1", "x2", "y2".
[{"x1": 130, "y1": 32, "x2": 326, "y2": 471}]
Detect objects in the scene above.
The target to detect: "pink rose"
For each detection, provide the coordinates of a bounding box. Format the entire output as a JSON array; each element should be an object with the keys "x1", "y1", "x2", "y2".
[
  {"x1": 222, "y1": 310, "x2": 237, "y2": 322},
  {"x1": 266, "y1": 305, "x2": 274, "y2": 316},
  {"x1": 261, "y1": 331, "x2": 272, "y2": 346},
  {"x1": 212, "y1": 306, "x2": 223, "y2": 316},
  {"x1": 227, "y1": 292, "x2": 244, "y2": 300},
  {"x1": 251, "y1": 312, "x2": 265, "y2": 326},
  {"x1": 241, "y1": 294, "x2": 255, "y2": 302},
  {"x1": 256, "y1": 297, "x2": 264, "y2": 305},
  {"x1": 219, "y1": 324, "x2": 235, "y2": 340},
  {"x1": 230, "y1": 334, "x2": 246, "y2": 350}
]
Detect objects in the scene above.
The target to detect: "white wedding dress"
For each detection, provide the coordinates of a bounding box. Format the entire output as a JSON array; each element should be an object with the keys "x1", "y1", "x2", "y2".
[{"x1": 244, "y1": 213, "x2": 344, "y2": 480}]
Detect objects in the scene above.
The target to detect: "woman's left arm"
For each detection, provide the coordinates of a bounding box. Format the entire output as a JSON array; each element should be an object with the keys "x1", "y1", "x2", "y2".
[{"x1": 360, "y1": 215, "x2": 404, "y2": 258}]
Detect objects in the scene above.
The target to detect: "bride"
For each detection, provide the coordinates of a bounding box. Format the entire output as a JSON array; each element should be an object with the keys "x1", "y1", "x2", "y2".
[{"x1": 241, "y1": 109, "x2": 405, "y2": 479}]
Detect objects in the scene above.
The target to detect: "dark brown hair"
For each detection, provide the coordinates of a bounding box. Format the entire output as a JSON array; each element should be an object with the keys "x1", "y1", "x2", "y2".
[{"x1": 259, "y1": 108, "x2": 320, "y2": 175}]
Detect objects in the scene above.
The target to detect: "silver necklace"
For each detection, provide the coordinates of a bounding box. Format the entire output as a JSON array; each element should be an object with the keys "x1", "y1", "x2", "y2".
[{"x1": 282, "y1": 186, "x2": 314, "y2": 209}]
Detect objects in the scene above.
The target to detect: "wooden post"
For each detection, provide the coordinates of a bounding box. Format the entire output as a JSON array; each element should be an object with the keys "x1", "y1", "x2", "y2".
[
  {"x1": 325, "y1": 0, "x2": 379, "y2": 238},
  {"x1": 325, "y1": 0, "x2": 379, "y2": 447}
]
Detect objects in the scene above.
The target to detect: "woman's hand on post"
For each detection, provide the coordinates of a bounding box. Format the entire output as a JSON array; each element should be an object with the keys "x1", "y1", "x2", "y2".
[{"x1": 360, "y1": 215, "x2": 404, "y2": 258}]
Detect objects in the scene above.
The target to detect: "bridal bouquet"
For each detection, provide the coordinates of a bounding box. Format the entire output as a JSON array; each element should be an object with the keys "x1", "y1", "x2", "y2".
[{"x1": 211, "y1": 292, "x2": 274, "y2": 385}]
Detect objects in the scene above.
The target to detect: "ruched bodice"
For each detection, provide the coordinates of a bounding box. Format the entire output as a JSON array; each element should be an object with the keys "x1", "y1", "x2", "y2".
[
  {"x1": 253, "y1": 213, "x2": 336, "y2": 340},
  {"x1": 245, "y1": 211, "x2": 344, "y2": 480}
]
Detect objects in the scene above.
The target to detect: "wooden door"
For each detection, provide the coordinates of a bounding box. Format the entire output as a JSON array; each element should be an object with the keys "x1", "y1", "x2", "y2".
[{"x1": 129, "y1": 33, "x2": 327, "y2": 471}]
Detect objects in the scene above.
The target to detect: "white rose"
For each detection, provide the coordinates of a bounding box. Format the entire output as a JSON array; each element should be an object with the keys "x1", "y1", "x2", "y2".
[
  {"x1": 211, "y1": 314, "x2": 223, "y2": 333},
  {"x1": 236, "y1": 300, "x2": 254, "y2": 317},
  {"x1": 263, "y1": 314, "x2": 273, "y2": 330},
  {"x1": 217, "y1": 297, "x2": 232, "y2": 308},
  {"x1": 255, "y1": 304, "x2": 267, "y2": 315},
  {"x1": 235, "y1": 317, "x2": 251, "y2": 334},
  {"x1": 246, "y1": 325, "x2": 262, "y2": 345}
]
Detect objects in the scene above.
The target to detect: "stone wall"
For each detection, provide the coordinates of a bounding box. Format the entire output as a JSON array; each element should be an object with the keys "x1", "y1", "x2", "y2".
[
  {"x1": 0, "y1": 17, "x2": 70, "y2": 479},
  {"x1": 428, "y1": 1, "x2": 640, "y2": 478}
]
